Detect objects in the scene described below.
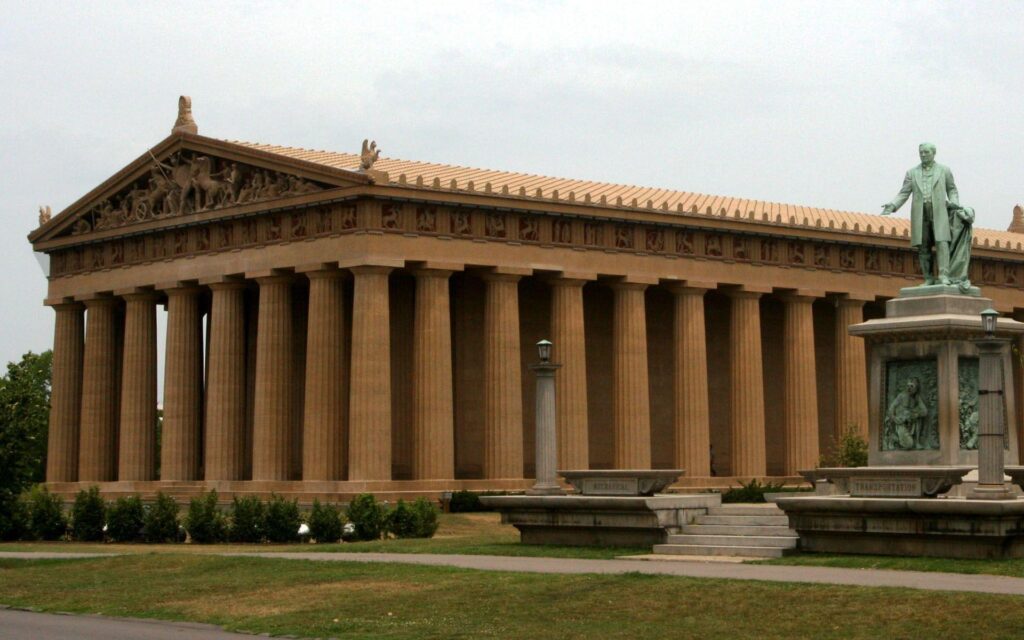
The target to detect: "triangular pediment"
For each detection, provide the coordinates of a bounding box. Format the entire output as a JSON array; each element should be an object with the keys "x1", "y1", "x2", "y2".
[{"x1": 31, "y1": 134, "x2": 370, "y2": 245}]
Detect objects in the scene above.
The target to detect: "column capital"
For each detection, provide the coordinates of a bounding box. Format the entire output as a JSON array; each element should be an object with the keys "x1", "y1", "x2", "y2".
[
  {"x1": 481, "y1": 271, "x2": 522, "y2": 283},
  {"x1": 777, "y1": 290, "x2": 823, "y2": 304},
  {"x1": 253, "y1": 274, "x2": 295, "y2": 286},
  {"x1": 833, "y1": 293, "x2": 874, "y2": 305},
  {"x1": 411, "y1": 267, "x2": 455, "y2": 279},
  {"x1": 546, "y1": 275, "x2": 592, "y2": 288},
  {"x1": 47, "y1": 299, "x2": 84, "y2": 311},
  {"x1": 117, "y1": 290, "x2": 161, "y2": 303},
  {"x1": 407, "y1": 260, "x2": 465, "y2": 273},
  {"x1": 663, "y1": 279, "x2": 717, "y2": 293},
  {"x1": 303, "y1": 268, "x2": 348, "y2": 281},
  {"x1": 77, "y1": 294, "x2": 118, "y2": 307},
  {"x1": 207, "y1": 280, "x2": 249, "y2": 292},
  {"x1": 608, "y1": 278, "x2": 652, "y2": 292},
  {"x1": 723, "y1": 287, "x2": 765, "y2": 300},
  {"x1": 349, "y1": 265, "x2": 394, "y2": 277}
]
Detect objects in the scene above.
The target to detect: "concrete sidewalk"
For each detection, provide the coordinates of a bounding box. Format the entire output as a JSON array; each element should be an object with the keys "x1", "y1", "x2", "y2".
[{"x1": 6, "y1": 550, "x2": 1024, "y2": 597}]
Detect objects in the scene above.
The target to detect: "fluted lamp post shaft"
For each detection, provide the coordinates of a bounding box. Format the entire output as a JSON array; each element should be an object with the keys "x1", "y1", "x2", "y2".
[{"x1": 529, "y1": 339, "x2": 564, "y2": 495}]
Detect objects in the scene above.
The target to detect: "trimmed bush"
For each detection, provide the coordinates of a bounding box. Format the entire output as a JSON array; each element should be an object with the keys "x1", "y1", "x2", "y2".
[
  {"x1": 345, "y1": 493, "x2": 384, "y2": 541},
  {"x1": 410, "y1": 498, "x2": 439, "y2": 538},
  {"x1": 107, "y1": 495, "x2": 145, "y2": 542},
  {"x1": 229, "y1": 495, "x2": 266, "y2": 543},
  {"x1": 447, "y1": 490, "x2": 504, "y2": 513},
  {"x1": 184, "y1": 490, "x2": 227, "y2": 543},
  {"x1": 71, "y1": 486, "x2": 106, "y2": 541},
  {"x1": 265, "y1": 494, "x2": 300, "y2": 543},
  {"x1": 24, "y1": 485, "x2": 67, "y2": 541},
  {"x1": 384, "y1": 500, "x2": 418, "y2": 539},
  {"x1": 308, "y1": 500, "x2": 343, "y2": 543},
  {"x1": 721, "y1": 479, "x2": 783, "y2": 504},
  {"x1": 143, "y1": 492, "x2": 180, "y2": 543}
]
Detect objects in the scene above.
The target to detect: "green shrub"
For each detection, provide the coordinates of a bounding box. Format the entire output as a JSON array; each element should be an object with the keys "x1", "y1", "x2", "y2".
[
  {"x1": 229, "y1": 495, "x2": 266, "y2": 543},
  {"x1": 0, "y1": 495, "x2": 28, "y2": 541},
  {"x1": 447, "y1": 490, "x2": 506, "y2": 513},
  {"x1": 106, "y1": 495, "x2": 145, "y2": 542},
  {"x1": 184, "y1": 490, "x2": 227, "y2": 543},
  {"x1": 308, "y1": 500, "x2": 343, "y2": 543},
  {"x1": 24, "y1": 485, "x2": 66, "y2": 541},
  {"x1": 721, "y1": 479, "x2": 784, "y2": 504},
  {"x1": 345, "y1": 493, "x2": 384, "y2": 541},
  {"x1": 143, "y1": 492, "x2": 180, "y2": 543},
  {"x1": 384, "y1": 500, "x2": 417, "y2": 538},
  {"x1": 265, "y1": 494, "x2": 300, "y2": 543},
  {"x1": 71, "y1": 486, "x2": 106, "y2": 541},
  {"x1": 411, "y1": 498, "x2": 439, "y2": 538},
  {"x1": 820, "y1": 426, "x2": 869, "y2": 468}
]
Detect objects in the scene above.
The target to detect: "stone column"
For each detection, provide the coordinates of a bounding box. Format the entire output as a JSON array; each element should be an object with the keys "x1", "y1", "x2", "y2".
[
  {"x1": 204, "y1": 281, "x2": 248, "y2": 481},
  {"x1": 117, "y1": 292, "x2": 159, "y2": 481},
  {"x1": 728, "y1": 289, "x2": 767, "y2": 477},
  {"x1": 302, "y1": 269, "x2": 347, "y2": 481},
  {"x1": 835, "y1": 297, "x2": 870, "y2": 440},
  {"x1": 412, "y1": 268, "x2": 455, "y2": 480},
  {"x1": 162, "y1": 287, "x2": 204, "y2": 481},
  {"x1": 348, "y1": 266, "x2": 392, "y2": 481},
  {"x1": 46, "y1": 302, "x2": 84, "y2": 482},
  {"x1": 780, "y1": 293, "x2": 820, "y2": 475},
  {"x1": 79, "y1": 297, "x2": 120, "y2": 482},
  {"x1": 252, "y1": 275, "x2": 294, "y2": 481},
  {"x1": 549, "y1": 277, "x2": 589, "y2": 470},
  {"x1": 669, "y1": 284, "x2": 712, "y2": 477},
  {"x1": 482, "y1": 272, "x2": 524, "y2": 479},
  {"x1": 611, "y1": 281, "x2": 651, "y2": 470}
]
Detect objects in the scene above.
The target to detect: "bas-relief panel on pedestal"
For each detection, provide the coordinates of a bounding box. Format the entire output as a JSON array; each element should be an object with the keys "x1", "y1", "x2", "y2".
[
  {"x1": 958, "y1": 357, "x2": 980, "y2": 450},
  {"x1": 882, "y1": 358, "x2": 939, "y2": 451}
]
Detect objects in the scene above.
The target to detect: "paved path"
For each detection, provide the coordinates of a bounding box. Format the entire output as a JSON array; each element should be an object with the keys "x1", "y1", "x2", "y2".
[
  {"x1": 225, "y1": 551, "x2": 1024, "y2": 596},
  {"x1": 0, "y1": 608, "x2": 254, "y2": 640},
  {"x1": 7, "y1": 550, "x2": 1024, "y2": 597}
]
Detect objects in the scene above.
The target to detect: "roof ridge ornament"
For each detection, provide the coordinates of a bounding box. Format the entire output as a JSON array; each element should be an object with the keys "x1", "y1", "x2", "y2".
[
  {"x1": 38, "y1": 205, "x2": 51, "y2": 226},
  {"x1": 171, "y1": 96, "x2": 198, "y2": 135},
  {"x1": 360, "y1": 139, "x2": 381, "y2": 171}
]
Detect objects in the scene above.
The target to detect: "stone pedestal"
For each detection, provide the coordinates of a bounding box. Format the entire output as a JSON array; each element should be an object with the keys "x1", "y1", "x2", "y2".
[{"x1": 849, "y1": 287, "x2": 1024, "y2": 468}]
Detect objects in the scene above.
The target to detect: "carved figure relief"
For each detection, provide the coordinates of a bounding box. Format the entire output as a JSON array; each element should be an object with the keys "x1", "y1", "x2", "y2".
[
  {"x1": 553, "y1": 220, "x2": 572, "y2": 244},
  {"x1": 339, "y1": 206, "x2": 357, "y2": 230},
  {"x1": 677, "y1": 231, "x2": 695, "y2": 255},
  {"x1": 218, "y1": 223, "x2": 234, "y2": 249},
  {"x1": 706, "y1": 235, "x2": 723, "y2": 257},
  {"x1": 865, "y1": 248, "x2": 880, "y2": 272},
  {"x1": 840, "y1": 246, "x2": 856, "y2": 270},
  {"x1": 267, "y1": 215, "x2": 282, "y2": 241},
  {"x1": 38, "y1": 205, "x2": 51, "y2": 226},
  {"x1": 519, "y1": 217, "x2": 540, "y2": 242},
  {"x1": 315, "y1": 208, "x2": 333, "y2": 234},
  {"x1": 788, "y1": 241, "x2": 804, "y2": 265},
  {"x1": 197, "y1": 227, "x2": 210, "y2": 251},
  {"x1": 452, "y1": 211, "x2": 472, "y2": 235},
  {"x1": 381, "y1": 204, "x2": 401, "y2": 230},
  {"x1": 813, "y1": 244, "x2": 829, "y2": 268},
  {"x1": 1006, "y1": 265, "x2": 1019, "y2": 286},
  {"x1": 485, "y1": 213, "x2": 506, "y2": 238},
  {"x1": 982, "y1": 262, "x2": 996, "y2": 283},
  {"x1": 732, "y1": 237, "x2": 747, "y2": 260},
  {"x1": 90, "y1": 246, "x2": 105, "y2": 269},
  {"x1": 883, "y1": 359, "x2": 939, "y2": 451},
  {"x1": 291, "y1": 212, "x2": 307, "y2": 238},
  {"x1": 614, "y1": 226, "x2": 632, "y2": 249},
  {"x1": 416, "y1": 207, "x2": 437, "y2": 232},
  {"x1": 760, "y1": 239, "x2": 778, "y2": 263},
  {"x1": 111, "y1": 241, "x2": 124, "y2": 265},
  {"x1": 646, "y1": 229, "x2": 664, "y2": 253},
  {"x1": 70, "y1": 151, "x2": 325, "y2": 235},
  {"x1": 360, "y1": 139, "x2": 381, "y2": 170},
  {"x1": 888, "y1": 251, "x2": 905, "y2": 274},
  {"x1": 584, "y1": 223, "x2": 602, "y2": 246},
  {"x1": 958, "y1": 357, "x2": 980, "y2": 450}
]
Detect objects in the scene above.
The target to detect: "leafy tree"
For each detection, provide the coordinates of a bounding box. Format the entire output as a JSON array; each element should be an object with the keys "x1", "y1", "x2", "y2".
[
  {"x1": 184, "y1": 490, "x2": 227, "y2": 543},
  {"x1": 264, "y1": 494, "x2": 300, "y2": 543},
  {"x1": 23, "y1": 485, "x2": 66, "y2": 541},
  {"x1": 0, "y1": 351, "x2": 52, "y2": 539},
  {"x1": 345, "y1": 493, "x2": 384, "y2": 541}
]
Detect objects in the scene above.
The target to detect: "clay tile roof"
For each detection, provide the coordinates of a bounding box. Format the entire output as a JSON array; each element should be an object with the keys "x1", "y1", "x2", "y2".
[{"x1": 227, "y1": 140, "x2": 1024, "y2": 250}]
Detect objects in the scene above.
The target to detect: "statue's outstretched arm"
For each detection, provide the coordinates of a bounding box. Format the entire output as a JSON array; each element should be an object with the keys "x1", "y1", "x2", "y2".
[{"x1": 883, "y1": 171, "x2": 913, "y2": 213}]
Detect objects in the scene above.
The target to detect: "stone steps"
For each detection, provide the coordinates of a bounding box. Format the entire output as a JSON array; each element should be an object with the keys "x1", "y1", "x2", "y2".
[{"x1": 649, "y1": 502, "x2": 799, "y2": 559}]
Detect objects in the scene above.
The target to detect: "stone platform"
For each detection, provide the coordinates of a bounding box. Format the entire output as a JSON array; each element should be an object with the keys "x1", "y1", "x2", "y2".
[
  {"x1": 776, "y1": 495, "x2": 1024, "y2": 559},
  {"x1": 480, "y1": 494, "x2": 720, "y2": 546}
]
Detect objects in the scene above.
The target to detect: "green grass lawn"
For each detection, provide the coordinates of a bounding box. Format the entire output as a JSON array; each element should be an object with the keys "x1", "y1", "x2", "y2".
[
  {"x1": 3, "y1": 553, "x2": 1024, "y2": 639},
  {"x1": 761, "y1": 552, "x2": 1024, "y2": 578},
  {"x1": 0, "y1": 513, "x2": 649, "y2": 560}
]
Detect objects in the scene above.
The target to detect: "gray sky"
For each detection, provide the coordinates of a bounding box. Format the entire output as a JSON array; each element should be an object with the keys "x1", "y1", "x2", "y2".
[{"x1": 2, "y1": 0, "x2": 1023, "y2": 371}]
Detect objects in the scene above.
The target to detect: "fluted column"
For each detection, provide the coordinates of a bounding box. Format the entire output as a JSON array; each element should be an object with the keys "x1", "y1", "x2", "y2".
[
  {"x1": 728, "y1": 289, "x2": 766, "y2": 477},
  {"x1": 348, "y1": 266, "x2": 392, "y2": 481},
  {"x1": 670, "y1": 284, "x2": 712, "y2": 477},
  {"x1": 302, "y1": 270, "x2": 347, "y2": 481},
  {"x1": 161, "y1": 287, "x2": 204, "y2": 481},
  {"x1": 252, "y1": 276, "x2": 294, "y2": 481},
  {"x1": 550, "y1": 278, "x2": 589, "y2": 470},
  {"x1": 611, "y1": 281, "x2": 651, "y2": 469},
  {"x1": 483, "y1": 272, "x2": 524, "y2": 479},
  {"x1": 118, "y1": 292, "x2": 159, "y2": 481},
  {"x1": 412, "y1": 269, "x2": 455, "y2": 480},
  {"x1": 835, "y1": 297, "x2": 870, "y2": 440},
  {"x1": 780, "y1": 294, "x2": 820, "y2": 475},
  {"x1": 79, "y1": 297, "x2": 119, "y2": 482},
  {"x1": 205, "y1": 281, "x2": 248, "y2": 480},
  {"x1": 46, "y1": 302, "x2": 84, "y2": 482}
]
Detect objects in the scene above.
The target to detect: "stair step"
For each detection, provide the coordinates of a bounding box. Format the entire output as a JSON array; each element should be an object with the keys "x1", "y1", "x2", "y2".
[
  {"x1": 681, "y1": 524, "x2": 797, "y2": 537},
  {"x1": 709, "y1": 505, "x2": 785, "y2": 516},
  {"x1": 652, "y1": 543, "x2": 787, "y2": 559},
  {"x1": 666, "y1": 534, "x2": 798, "y2": 548},
  {"x1": 696, "y1": 515, "x2": 790, "y2": 526}
]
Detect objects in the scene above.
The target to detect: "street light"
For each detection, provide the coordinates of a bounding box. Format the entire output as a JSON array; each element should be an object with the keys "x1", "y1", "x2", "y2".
[
  {"x1": 528, "y1": 339, "x2": 563, "y2": 495},
  {"x1": 537, "y1": 339, "x2": 552, "y2": 363},
  {"x1": 981, "y1": 308, "x2": 999, "y2": 337},
  {"x1": 970, "y1": 308, "x2": 1013, "y2": 499}
]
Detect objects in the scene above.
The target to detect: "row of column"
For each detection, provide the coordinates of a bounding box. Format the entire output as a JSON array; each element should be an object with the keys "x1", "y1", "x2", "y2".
[{"x1": 46, "y1": 271, "x2": 871, "y2": 484}]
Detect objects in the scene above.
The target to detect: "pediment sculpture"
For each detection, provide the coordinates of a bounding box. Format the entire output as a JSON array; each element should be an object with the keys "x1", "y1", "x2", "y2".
[{"x1": 70, "y1": 151, "x2": 326, "y2": 235}]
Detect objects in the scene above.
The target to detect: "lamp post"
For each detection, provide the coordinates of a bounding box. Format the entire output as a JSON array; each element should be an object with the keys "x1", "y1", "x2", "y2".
[
  {"x1": 528, "y1": 339, "x2": 563, "y2": 495},
  {"x1": 969, "y1": 308, "x2": 1014, "y2": 500}
]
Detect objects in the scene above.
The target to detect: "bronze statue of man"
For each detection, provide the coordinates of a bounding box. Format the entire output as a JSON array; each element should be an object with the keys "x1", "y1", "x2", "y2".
[{"x1": 881, "y1": 143, "x2": 960, "y2": 285}]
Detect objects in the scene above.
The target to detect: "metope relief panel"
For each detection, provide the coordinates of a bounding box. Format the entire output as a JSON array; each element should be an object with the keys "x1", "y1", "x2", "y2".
[{"x1": 882, "y1": 358, "x2": 939, "y2": 451}]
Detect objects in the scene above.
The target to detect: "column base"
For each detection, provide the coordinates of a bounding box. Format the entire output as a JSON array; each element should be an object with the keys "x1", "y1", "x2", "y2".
[
  {"x1": 968, "y1": 484, "x2": 1017, "y2": 500},
  {"x1": 526, "y1": 484, "x2": 566, "y2": 496}
]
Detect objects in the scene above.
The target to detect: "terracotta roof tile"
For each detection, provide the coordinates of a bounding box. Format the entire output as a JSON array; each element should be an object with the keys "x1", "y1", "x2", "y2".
[{"x1": 226, "y1": 139, "x2": 1022, "y2": 250}]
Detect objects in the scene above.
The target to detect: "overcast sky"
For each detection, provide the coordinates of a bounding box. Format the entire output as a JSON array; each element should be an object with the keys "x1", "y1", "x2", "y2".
[{"x1": 2, "y1": 0, "x2": 1023, "y2": 372}]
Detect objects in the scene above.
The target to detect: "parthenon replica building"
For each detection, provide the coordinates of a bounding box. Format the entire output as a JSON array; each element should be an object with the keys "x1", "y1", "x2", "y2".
[{"x1": 29, "y1": 98, "x2": 1024, "y2": 501}]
